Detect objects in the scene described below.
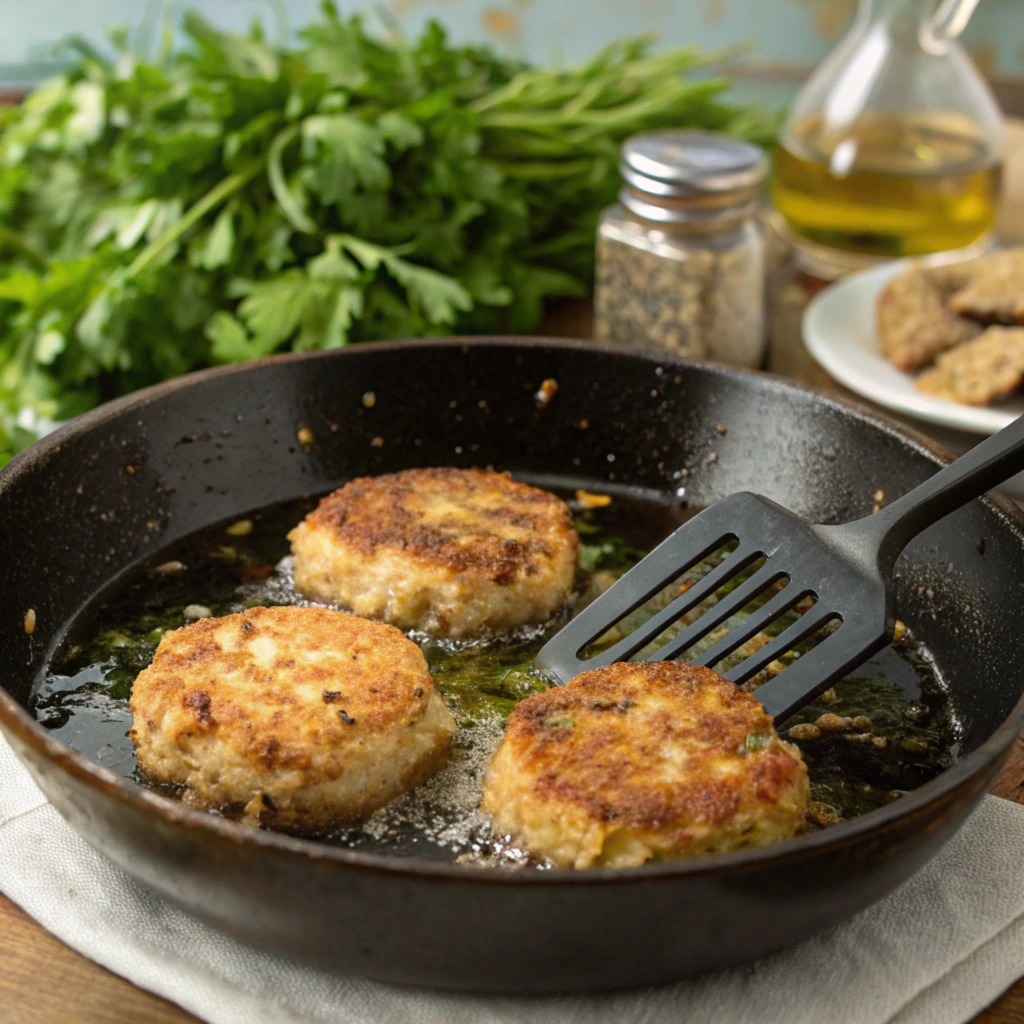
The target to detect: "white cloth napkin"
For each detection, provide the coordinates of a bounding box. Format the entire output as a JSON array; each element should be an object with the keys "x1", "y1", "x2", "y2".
[{"x1": 2, "y1": 733, "x2": 1023, "y2": 1024}]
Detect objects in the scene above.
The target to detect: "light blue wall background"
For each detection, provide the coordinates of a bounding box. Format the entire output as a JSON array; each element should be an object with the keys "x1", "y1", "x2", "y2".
[{"x1": 0, "y1": 0, "x2": 1021, "y2": 86}]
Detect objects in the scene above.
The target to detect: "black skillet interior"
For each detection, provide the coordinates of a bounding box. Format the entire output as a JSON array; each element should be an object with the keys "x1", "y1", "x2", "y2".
[
  {"x1": 1, "y1": 338, "x2": 1023, "y2": 991},
  {"x1": 3, "y1": 338, "x2": 1021, "y2": 749}
]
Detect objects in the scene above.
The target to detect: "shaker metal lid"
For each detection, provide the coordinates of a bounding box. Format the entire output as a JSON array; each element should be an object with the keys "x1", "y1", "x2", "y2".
[{"x1": 621, "y1": 130, "x2": 768, "y2": 197}]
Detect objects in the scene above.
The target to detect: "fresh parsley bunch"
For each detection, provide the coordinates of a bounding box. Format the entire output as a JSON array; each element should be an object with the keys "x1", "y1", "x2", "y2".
[{"x1": 0, "y1": 5, "x2": 773, "y2": 463}]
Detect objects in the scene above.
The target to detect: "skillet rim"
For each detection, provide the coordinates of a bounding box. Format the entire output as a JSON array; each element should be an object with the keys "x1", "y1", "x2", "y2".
[{"x1": 1, "y1": 335, "x2": 1023, "y2": 885}]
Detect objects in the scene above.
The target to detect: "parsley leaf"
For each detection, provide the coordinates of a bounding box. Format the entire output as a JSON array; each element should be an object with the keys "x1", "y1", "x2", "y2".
[{"x1": 0, "y1": 6, "x2": 775, "y2": 464}]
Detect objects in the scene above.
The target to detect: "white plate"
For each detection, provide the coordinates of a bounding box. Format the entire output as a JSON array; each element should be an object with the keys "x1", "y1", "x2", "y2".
[{"x1": 802, "y1": 259, "x2": 1024, "y2": 436}]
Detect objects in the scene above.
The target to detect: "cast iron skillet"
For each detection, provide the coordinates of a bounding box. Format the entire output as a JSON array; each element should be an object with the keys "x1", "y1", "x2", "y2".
[{"x1": 1, "y1": 338, "x2": 1023, "y2": 992}]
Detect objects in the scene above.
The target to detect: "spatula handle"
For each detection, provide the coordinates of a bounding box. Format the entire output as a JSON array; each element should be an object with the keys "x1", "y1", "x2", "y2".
[{"x1": 856, "y1": 414, "x2": 1024, "y2": 573}]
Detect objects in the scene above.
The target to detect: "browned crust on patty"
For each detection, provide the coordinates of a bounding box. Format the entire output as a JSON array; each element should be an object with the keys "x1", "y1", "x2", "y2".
[
  {"x1": 134, "y1": 606, "x2": 431, "y2": 749},
  {"x1": 494, "y1": 662, "x2": 802, "y2": 831},
  {"x1": 947, "y1": 249, "x2": 1024, "y2": 325},
  {"x1": 298, "y1": 467, "x2": 576, "y2": 584},
  {"x1": 877, "y1": 264, "x2": 981, "y2": 371},
  {"x1": 129, "y1": 606, "x2": 456, "y2": 828},
  {"x1": 916, "y1": 325, "x2": 1024, "y2": 405}
]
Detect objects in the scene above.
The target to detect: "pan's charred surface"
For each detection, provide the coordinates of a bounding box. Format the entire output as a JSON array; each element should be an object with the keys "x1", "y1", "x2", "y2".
[{"x1": 1, "y1": 339, "x2": 1023, "y2": 991}]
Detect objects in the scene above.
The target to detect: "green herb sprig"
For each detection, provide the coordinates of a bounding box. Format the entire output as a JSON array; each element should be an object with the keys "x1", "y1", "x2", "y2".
[{"x1": 0, "y1": 5, "x2": 775, "y2": 464}]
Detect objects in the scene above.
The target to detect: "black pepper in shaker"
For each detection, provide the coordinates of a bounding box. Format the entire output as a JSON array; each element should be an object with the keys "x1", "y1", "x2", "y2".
[{"x1": 594, "y1": 130, "x2": 768, "y2": 367}]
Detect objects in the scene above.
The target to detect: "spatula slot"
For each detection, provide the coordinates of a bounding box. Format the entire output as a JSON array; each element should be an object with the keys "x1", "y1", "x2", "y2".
[
  {"x1": 745, "y1": 616, "x2": 864, "y2": 722},
  {"x1": 668, "y1": 578, "x2": 800, "y2": 666},
  {"x1": 641, "y1": 559, "x2": 790, "y2": 664},
  {"x1": 578, "y1": 540, "x2": 759, "y2": 664},
  {"x1": 724, "y1": 607, "x2": 842, "y2": 687}
]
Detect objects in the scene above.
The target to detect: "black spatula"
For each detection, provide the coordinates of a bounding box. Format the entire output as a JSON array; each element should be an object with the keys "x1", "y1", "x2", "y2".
[{"x1": 536, "y1": 415, "x2": 1024, "y2": 722}]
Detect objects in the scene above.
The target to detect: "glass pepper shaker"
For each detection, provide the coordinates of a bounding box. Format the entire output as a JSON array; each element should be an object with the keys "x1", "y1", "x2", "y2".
[{"x1": 594, "y1": 130, "x2": 768, "y2": 368}]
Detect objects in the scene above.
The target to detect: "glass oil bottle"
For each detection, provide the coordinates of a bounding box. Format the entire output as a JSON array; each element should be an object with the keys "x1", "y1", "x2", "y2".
[{"x1": 771, "y1": 0, "x2": 1004, "y2": 271}]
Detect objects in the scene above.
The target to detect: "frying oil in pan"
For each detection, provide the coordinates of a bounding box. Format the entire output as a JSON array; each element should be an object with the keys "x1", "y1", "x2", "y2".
[{"x1": 31, "y1": 484, "x2": 960, "y2": 865}]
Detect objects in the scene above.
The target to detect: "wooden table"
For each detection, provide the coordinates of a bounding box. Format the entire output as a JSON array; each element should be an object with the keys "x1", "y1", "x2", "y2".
[{"x1": 5, "y1": 123, "x2": 1024, "y2": 1024}]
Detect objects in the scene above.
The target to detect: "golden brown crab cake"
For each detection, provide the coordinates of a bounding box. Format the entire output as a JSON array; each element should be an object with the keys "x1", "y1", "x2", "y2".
[
  {"x1": 288, "y1": 468, "x2": 579, "y2": 638},
  {"x1": 482, "y1": 661, "x2": 809, "y2": 869},
  {"x1": 947, "y1": 249, "x2": 1024, "y2": 325},
  {"x1": 129, "y1": 605, "x2": 457, "y2": 831},
  {"x1": 877, "y1": 264, "x2": 980, "y2": 371},
  {"x1": 916, "y1": 326, "x2": 1024, "y2": 405}
]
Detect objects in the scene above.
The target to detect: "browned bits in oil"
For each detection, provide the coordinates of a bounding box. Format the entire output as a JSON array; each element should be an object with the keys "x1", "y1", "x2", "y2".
[
  {"x1": 788, "y1": 722, "x2": 820, "y2": 741},
  {"x1": 338, "y1": 709, "x2": 356, "y2": 725},
  {"x1": 153, "y1": 560, "x2": 185, "y2": 575},
  {"x1": 125, "y1": 464, "x2": 136, "y2": 475},
  {"x1": 225, "y1": 519, "x2": 253, "y2": 537},
  {"x1": 297, "y1": 426, "x2": 314, "y2": 447},
  {"x1": 815, "y1": 712, "x2": 850, "y2": 732},
  {"x1": 902, "y1": 737, "x2": 931, "y2": 753},
  {"x1": 23, "y1": 608, "x2": 36, "y2": 635},
  {"x1": 851, "y1": 715, "x2": 873, "y2": 731},
  {"x1": 575, "y1": 489, "x2": 612, "y2": 509},
  {"x1": 843, "y1": 732, "x2": 873, "y2": 745},
  {"x1": 362, "y1": 391, "x2": 377, "y2": 409},
  {"x1": 873, "y1": 489, "x2": 885, "y2": 502},
  {"x1": 370, "y1": 436, "x2": 384, "y2": 448},
  {"x1": 893, "y1": 619, "x2": 907, "y2": 642},
  {"x1": 242, "y1": 793, "x2": 267, "y2": 821},
  {"x1": 715, "y1": 424, "x2": 727, "y2": 435},
  {"x1": 535, "y1": 378, "x2": 558, "y2": 407},
  {"x1": 807, "y1": 801, "x2": 843, "y2": 827}
]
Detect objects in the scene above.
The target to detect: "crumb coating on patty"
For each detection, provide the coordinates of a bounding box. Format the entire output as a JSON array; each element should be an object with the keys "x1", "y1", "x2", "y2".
[
  {"x1": 482, "y1": 661, "x2": 809, "y2": 868},
  {"x1": 130, "y1": 605, "x2": 457, "y2": 831},
  {"x1": 288, "y1": 467, "x2": 578, "y2": 637}
]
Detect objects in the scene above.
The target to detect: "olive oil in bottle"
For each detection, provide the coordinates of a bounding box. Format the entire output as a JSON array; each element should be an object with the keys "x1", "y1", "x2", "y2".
[
  {"x1": 771, "y1": 0, "x2": 1005, "y2": 270},
  {"x1": 772, "y1": 112, "x2": 1002, "y2": 258}
]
